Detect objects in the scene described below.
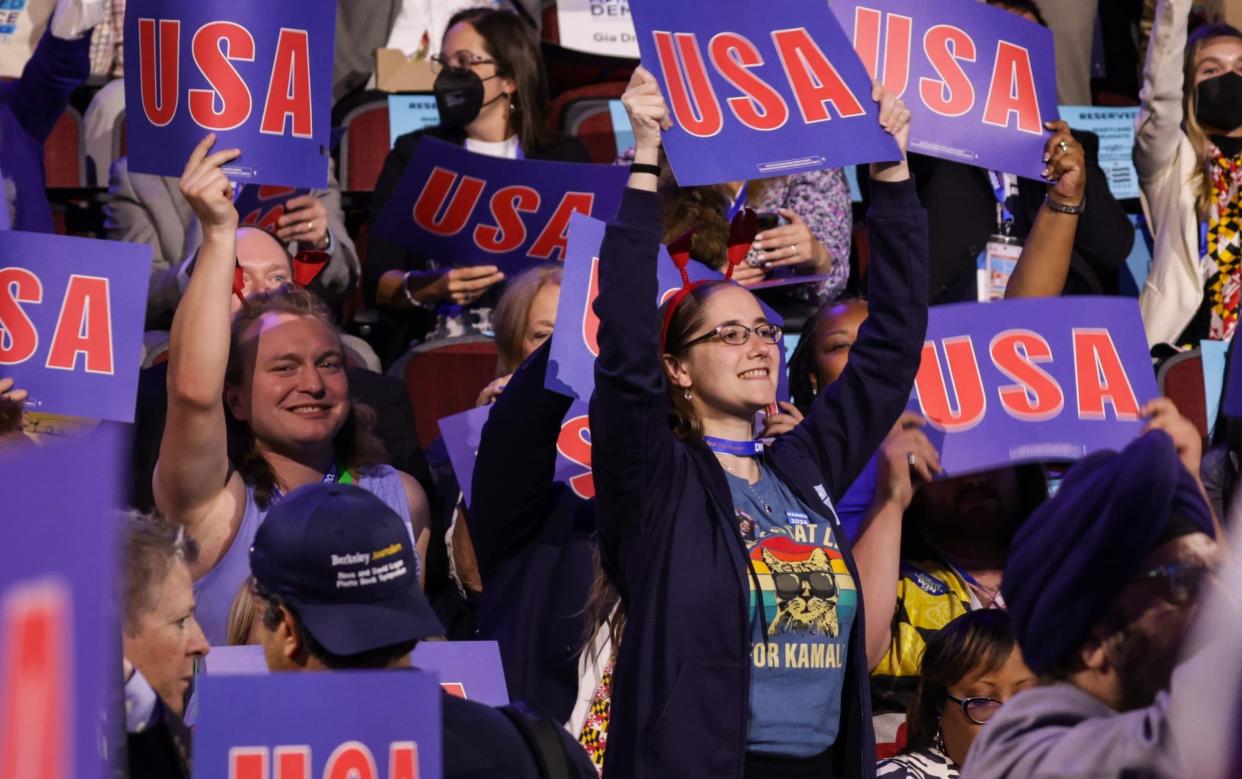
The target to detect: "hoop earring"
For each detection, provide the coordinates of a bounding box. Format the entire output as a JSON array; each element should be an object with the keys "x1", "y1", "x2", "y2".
[{"x1": 684, "y1": 389, "x2": 692, "y2": 401}]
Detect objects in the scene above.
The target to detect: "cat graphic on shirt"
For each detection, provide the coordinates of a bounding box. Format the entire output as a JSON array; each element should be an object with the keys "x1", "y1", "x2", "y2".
[{"x1": 762, "y1": 548, "x2": 840, "y2": 637}]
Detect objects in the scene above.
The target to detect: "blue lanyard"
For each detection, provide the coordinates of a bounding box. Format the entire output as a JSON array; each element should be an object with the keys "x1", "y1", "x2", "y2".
[
  {"x1": 726, "y1": 182, "x2": 749, "y2": 222},
  {"x1": 704, "y1": 435, "x2": 764, "y2": 456},
  {"x1": 987, "y1": 170, "x2": 1015, "y2": 234}
]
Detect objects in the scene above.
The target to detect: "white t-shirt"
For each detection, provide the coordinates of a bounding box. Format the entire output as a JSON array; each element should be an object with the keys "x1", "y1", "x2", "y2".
[{"x1": 465, "y1": 135, "x2": 521, "y2": 159}]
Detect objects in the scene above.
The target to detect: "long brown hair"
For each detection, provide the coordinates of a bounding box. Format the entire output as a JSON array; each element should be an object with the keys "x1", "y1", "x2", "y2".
[
  {"x1": 446, "y1": 7, "x2": 557, "y2": 155},
  {"x1": 905, "y1": 610, "x2": 1017, "y2": 753},
  {"x1": 492, "y1": 263, "x2": 562, "y2": 376},
  {"x1": 225, "y1": 286, "x2": 386, "y2": 508},
  {"x1": 580, "y1": 544, "x2": 624, "y2": 665},
  {"x1": 658, "y1": 280, "x2": 735, "y2": 441},
  {"x1": 1183, "y1": 24, "x2": 1242, "y2": 218}
]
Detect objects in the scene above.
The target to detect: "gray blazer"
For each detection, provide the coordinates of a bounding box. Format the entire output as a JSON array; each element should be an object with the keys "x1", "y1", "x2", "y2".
[{"x1": 104, "y1": 156, "x2": 359, "y2": 329}]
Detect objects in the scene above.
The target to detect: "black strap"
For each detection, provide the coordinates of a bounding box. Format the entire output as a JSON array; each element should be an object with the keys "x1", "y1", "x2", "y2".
[{"x1": 498, "y1": 703, "x2": 574, "y2": 779}]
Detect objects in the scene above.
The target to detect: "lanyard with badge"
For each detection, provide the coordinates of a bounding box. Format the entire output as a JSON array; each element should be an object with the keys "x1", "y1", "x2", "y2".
[
  {"x1": 977, "y1": 171, "x2": 1023, "y2": 301},
  {"x1": 269, "y1": 463, "x2": 354, "y2": 503}
]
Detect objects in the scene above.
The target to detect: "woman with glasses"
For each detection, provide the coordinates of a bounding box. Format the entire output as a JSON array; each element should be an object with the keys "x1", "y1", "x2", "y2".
[
  {"x1": 878, "y1": 610, "x2": 1035, "y2": 779},
  {"x1": 590, "y1": 66, "x2": 927, "y2": 779},
  {"x1": 365, "y1": 7, "x2": 589, "y2": 358}
]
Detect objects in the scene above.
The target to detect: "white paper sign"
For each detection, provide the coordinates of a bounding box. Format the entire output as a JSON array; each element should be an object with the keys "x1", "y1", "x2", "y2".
[{"x1": 556, "y1": 0, "x2": 639, "y2": 59}]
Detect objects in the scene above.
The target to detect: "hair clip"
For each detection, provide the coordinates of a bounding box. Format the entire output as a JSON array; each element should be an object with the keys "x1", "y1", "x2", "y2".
[{"x1": 292, "y1": 250, "x2": 330, "y2": 288}]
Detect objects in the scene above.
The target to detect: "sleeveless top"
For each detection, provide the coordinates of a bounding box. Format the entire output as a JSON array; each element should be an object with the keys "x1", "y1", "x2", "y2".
[{"x1": 193, "y1": 464, "x2": 413, "y2": 645}]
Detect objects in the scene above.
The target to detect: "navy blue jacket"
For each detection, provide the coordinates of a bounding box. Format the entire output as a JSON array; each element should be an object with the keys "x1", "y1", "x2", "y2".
[
  {"x1": 471, "y1": 342, "x2": 597, "y2": 721},
  {"x1": 1, "y1": 31, "x2": 89, "y2": 232},
  {"x1": 589, "y1": 180, "x2": 928, "y2": 779}
]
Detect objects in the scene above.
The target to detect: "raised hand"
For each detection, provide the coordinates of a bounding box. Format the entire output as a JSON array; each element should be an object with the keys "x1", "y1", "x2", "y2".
[
  {"x1": 179, "y1": 134, "x2": 241, "y2": 236},
  {"x1": 622, "y1": 65, "x2": 672, "y2": 153},
  {"x1": 869, "y1": 82, "x2": 912, "y2": 183},
  {"x1": 1041, "y1": 121, "x2": 1086, "y2": 207}
]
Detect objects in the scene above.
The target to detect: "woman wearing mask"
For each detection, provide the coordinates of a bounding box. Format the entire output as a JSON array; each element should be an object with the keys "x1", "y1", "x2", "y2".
[
  {"x1": 366, "y1": 8, "x2": 588, "y2": 358},
  {"x1": 1136, "y1": 0, "x2": 1242, "y2": 346},
  {"x1": 877, "y1": 610, "x2": 1035, "y2": 779},
  {"x1": 592, "y1": 66, "x2": 925, "y2": 778}
]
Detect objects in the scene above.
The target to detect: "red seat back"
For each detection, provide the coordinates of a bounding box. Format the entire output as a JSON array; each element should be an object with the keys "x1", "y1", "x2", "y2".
[
  {"x1": 44, "y1": 106, "x2": 85, "y2": 188},
  {"x1": 341, "y1": 100, "x2": 391, "y2": 192},
  {"x1": 1158, "y1": 350, "x2": 1209, "y2": 441},
  {"x1": 402, "y1": 340, "x2": 498, "y2": 449}
]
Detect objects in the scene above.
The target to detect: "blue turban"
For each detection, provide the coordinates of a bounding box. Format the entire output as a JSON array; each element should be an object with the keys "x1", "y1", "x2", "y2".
[{"x1": 1002, "y1": 430, "x2": 1214, "y2": 674}]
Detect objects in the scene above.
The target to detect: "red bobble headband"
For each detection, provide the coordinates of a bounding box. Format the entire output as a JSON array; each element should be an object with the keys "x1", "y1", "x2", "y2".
[{"x1": 659, "y1": 207, "x2": 760, "y2": 353}]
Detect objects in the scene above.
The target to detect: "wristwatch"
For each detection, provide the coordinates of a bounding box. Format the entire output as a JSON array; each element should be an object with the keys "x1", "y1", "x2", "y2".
[{"x1": 1044, "y1": 194, "x2": 1086, "y2": 215}]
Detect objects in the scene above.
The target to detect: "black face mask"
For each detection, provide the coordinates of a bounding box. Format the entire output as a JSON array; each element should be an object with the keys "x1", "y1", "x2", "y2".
[
  {"x1": 1196, "y1": 70, "x2": 1242, "y2": 133},
  {"x1": 433, "y1": 67, "x2": 504, "y2": 127}
]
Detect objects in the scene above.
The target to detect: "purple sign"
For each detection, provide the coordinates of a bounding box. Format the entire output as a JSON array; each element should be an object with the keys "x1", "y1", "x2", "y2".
[
  {"x1": 912, "y1": 297, "x2": 1157, "y2": 475},
  {"x1": 0, "y1": 231, "x2": 150, "y2": 423},
  {"x1": 123, "y1": 0, "x2": 336, "y2": 189},
  {"x1": 205, "y1": 641, "x2": 511, "y2": 706},
  {"x1": 375, "y1": 138, "x2": 629, "y2": 275},
  {"x1": 0, "y1": 428, "x2": 121, "y2": 779},
  {"x1": 234, "y1": 184, "x2": 310, "y2": 232},
  {"x1": 438, "y1": 401, "x2": 595, "y2": 508},
  {"x1": 194, "y1": 671, "x2": 442, "y2": 778},
  {"x1": 831, "y1": 0, "x2": 1058, "y2": 179},
  {"x1": 628, "y1": 0, "x2": 900, "y2": 186},
  {"x1": 545, "y1": 213, "x2": 788, "y2": 402}
]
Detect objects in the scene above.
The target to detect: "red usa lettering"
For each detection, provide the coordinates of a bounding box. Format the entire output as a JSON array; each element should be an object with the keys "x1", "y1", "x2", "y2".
[
  {"x1": 229, "y1": 742, "x2": 420, "y2": 779},
  {"x1": 651, "y1": 28, "x2": 866, "y2": 137},
  {"x1": 913, "y1": 328, "x2": 1139, "y2": 431},
  {"x1": 0, "y1": 268, "x2": 116, "y2": 375},
  {"x1": 411, "y1": 168, "x2": 595, "y2": 261},
  {"x1": 556, "y1": 414, "x2": 595, "y2": 499},
  {"x1": 0, "y1": 581, "x2": 71, "y2": 779},
  {"x1": 137, "y1": 19, "x2": 313, "y2": 136},
  {"x1": 851, "y1": 6, "x2": 1042, "y2": 134}
]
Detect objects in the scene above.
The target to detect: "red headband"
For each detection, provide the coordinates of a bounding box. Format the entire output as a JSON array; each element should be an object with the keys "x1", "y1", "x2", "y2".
[{"x1": 659, "y1": 208, "x2": 759, "y2": 352}]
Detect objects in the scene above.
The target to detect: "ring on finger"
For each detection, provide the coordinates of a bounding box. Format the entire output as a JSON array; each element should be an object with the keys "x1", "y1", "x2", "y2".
[
  {"x1": 906, "y1": 452, "x2": 918, "y2": 467},
  {"x1": 1057, "y1": 139, "x2": 1069, "y2": 154},
  {"x1": 789, "y1": 244, "x2": 798, "y2": 257}
]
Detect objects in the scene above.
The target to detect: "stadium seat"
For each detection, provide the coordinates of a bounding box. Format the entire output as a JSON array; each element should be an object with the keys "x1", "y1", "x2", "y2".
[
  {"x1": 44, "y1": 106, "x2": 85, "y2": 188},
  {"x1": 389, "y1": 336, "x2": 498, "y2": 449},
  {"x1": 340, "y1": 98, "x2": 391, "y2": 192},
  {"x1": 1157, "y1": 349, "x2": 1209, "y2": 441},
  {"x1": 341, "y1": 333, "x2": 383, "y2": 373},
  {"x1": 548, "y1": 82, "x2": 629, "y2": 163}
]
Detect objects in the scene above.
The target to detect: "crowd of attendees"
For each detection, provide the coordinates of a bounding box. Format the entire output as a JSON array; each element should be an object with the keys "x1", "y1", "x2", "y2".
[{"x1": 4, "y1": 0, "x2": 1242, "y2": 777}]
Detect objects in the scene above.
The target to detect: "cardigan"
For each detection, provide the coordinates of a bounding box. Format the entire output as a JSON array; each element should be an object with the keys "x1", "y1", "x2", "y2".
[{"x1": 590, "y1": 178, "x2": 928, "y2": 779}]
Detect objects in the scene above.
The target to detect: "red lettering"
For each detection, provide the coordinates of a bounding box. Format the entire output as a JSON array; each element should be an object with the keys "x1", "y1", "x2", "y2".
[
  {"x1": 652, "y1": 31, "x2": 724, "y2": 137},
  {"x1": 919, "y1": 25, "x2": 975, "y2": 117},
  {"x1": 771, "y1": 27, "x2": 866, "y2": 124},
  {"x1": 989, "y1": 330, "x2": 1064, "y2": 421},
  {"x1": 440, "y1": 682, "x2": 466, "y2": 698},
  {"x1": 388, "y1": 743, "x2": 420, "y2": 779},
  {"x1": 528, "y1": 192, "x2": 595, "y2": 261},
  {"x1": 411, "y1": 169, "x2": 486, "y2": 237},
  {"x1": 229, "y1": 748, "x2": 268, "y2": 779},
  {"x1": 851, "y1": 10, "x2": 912, "y2": 97},
  {"x1": 556, "y1": 415, "x2": 595, "y2": 500},
  {"x1": 0, "y1": 582, "x2": 69, "y2": 779},
  {"x1": 45, "y1": 276, "x2": 114, "y2": 374},
  {"x1": 1072, "y1": 329, "x2": 1140, "y2": 420},
  {"x1": 325, "y1": 742, "x2": 377, "y2": 779},
  {"x1": 584, "y1": 257, "x2": 600, "y2": 358},
  {"x1": 982, "y1": 41, "x2": 1042, "y2": 134},
  {"x1": 0, "y1": 268, "x2": 43, "y2": 366},
  {"x1": 137, "y1": 19, "x2": 180, "y2": 127},
  {"x1": 274, "y1": 746, "x2": 310, "y2": 779},
  {"x1": 474, "y1": 186, "x2": 539, "y2": 254},
  {"x1": 914, "y1": 337, "x2": 987, "y2": 432},
  {"x1": 189, "y1": 22, "x2": 255, "y2": 131},
  {"x1": 260, "y1": 29, "x2": 313, "y2": 138},
  {"x1": 708, "y1": 33, "x2": 789, "y2": 131}
]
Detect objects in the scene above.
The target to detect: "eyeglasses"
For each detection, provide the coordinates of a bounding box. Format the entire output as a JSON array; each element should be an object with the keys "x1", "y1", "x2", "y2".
[
  {"x1": 1138, "y1": 562, "x2": 1213, "y2": 605},
  {"x1": 945, "y1": 694, "x2": 1003, "y2": 725},
  {"x1": 430, "y1": 51, "x2": 497, "y2": 74},
  {"x1": 684, "y1": 322, "x2": 783, "y2": 348}
]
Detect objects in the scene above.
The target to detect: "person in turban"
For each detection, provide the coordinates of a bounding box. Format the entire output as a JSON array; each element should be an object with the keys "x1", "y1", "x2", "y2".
[{"x1": 962, "y1": 399, "x2": 1221, "y2": 779}]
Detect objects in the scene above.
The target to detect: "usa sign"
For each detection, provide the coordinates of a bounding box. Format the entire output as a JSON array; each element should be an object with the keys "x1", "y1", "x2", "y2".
[
  {"x1": 123, "y1": 0, "x2": 336, "y2": 188},
  {"x1": 912, "y1": 297, "x2": 1157, "y2": 474},
  {"x1": 194, "y1": 671, "x2": 443, "y2": 779},
  {"x1": 234, "y1": 185, "x2": 310, "y2": 231},
  {"x1": 0, "y1": 231, "x2": 150, "y2": 423},
  {"x1": 546, "y1": 212, "x2": 789, "y2": 402},
  {"x1": 831, "y1": 0, "x2": 1058, "y2": 180},
  {"x1": 375, "y1": 138, "x2": 629, "y2": 276},
  {"x1": 0, "y1": 428, "x2": 122, "y2": 779},
  {"x1": 438, "y1": 400, "x2": 595, "y2": 507},
  {"x1": 628, "y1": 0, "x2": 901, "y2": 186}
]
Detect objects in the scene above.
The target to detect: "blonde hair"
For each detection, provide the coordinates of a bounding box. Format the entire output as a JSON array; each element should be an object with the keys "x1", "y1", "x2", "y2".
[
  {"x1": 1183, "y1": 25, "x2": 1242, "y2": 218},
  {"x1": 226, "y1": 576, "x2": 259, "y2": 645},
  {"x1": 491, "y1": 263, "x2": 563, "y2": 376}
]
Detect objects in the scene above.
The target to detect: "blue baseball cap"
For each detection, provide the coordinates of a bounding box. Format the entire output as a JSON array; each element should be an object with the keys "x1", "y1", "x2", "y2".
[{"x1": 249, "y1": 483, "x2": 444, "y2": 656}]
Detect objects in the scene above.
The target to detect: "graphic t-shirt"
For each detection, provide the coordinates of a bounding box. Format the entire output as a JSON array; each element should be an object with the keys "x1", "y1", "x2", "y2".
[{"x1": 725, "y1": 461, "x2": 857, "y2": 758}]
